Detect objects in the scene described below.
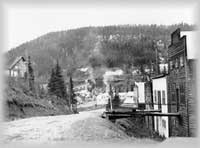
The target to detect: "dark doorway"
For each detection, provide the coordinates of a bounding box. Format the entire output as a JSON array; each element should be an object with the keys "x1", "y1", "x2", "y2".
[{"x1": 156, "y1": 117, "x2": 159, "y2": 132}]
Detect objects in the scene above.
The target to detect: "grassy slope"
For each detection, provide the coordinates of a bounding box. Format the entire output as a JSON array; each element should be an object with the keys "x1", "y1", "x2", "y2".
[{"x1": 4, "y1": 79, "x2": 72, "y2": 121}]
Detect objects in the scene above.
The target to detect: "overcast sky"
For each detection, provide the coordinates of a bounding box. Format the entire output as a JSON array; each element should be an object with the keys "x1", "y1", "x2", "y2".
[{"x1": 3, "y1": 3, "x2": 197, "y2": 51}]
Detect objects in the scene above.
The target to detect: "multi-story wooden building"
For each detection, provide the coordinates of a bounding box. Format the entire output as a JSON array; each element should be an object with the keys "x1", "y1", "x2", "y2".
[
  {"x1": 152, "y1": 74, "x2": 169, "y2": 137},
  {"x1": 167, "y1": 28, "x2": 197, "y2": 137}
]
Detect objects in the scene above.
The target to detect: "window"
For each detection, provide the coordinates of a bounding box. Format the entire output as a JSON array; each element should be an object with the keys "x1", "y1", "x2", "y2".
[
  {"x1": 130, "y1": 85, "x2": 134, "y2": 91},
  {"x1": 180, "y1": 83, "x2": 185, "y2": 104},
  {"x1": 173, "y1": 118, "x2": 176, "y2": 126},
  {"x1": 154, "y1": 90, "x2": 157, "y2": 103},
  {"x1": 162, "y1": 119, "x2": 166, "y2": 129},
  {"x1": 180, "y1": 56, "x2": 184, "y2": 67},
  {"x1": 162, "y1": 91, "x2": 166, "y2": 105},
  {"x1": 172, "y1": 93, "x2": 175, "y2": 102},
  {"x1": 180, "y1": 93, "x2": 185, "y2": 104},
  {"x1": 173, "y1": 83, "x2": 176, "y2": 91},
  {"x1": 172, "y1": 60, "x2": 175, "y2": 69},
  {"x1": 170, "y1": 61, "x2": 173, "y2": 70},
  {"x1": 158, "y1": 91, "x2": 161, "y2": 109},
  {"x1": 175, "y1": 58, "x2": 179, "y2": 68}
]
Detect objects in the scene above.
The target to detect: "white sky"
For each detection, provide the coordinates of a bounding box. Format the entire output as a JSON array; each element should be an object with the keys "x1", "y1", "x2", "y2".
[{"x1": 4, "y1": 3, "x2": 197, "y2": 51}]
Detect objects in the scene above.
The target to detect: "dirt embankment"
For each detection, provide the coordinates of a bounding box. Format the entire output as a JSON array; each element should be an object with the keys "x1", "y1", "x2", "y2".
[
  {"x1": 4, "y1": 80, "x2": 72, "y2": 121},
  {"x1": 114, "y1": 116, "x2": 165, "y2": 142}
]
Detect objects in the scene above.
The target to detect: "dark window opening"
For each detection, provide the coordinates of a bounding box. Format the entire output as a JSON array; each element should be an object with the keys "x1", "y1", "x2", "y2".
[
  {"x1": 130, "y1": 85, "x2": 134, "y2": 91},
  {"x1": 158, "y1": 91, "x2": 161, "y2": 110},
  {"x1": 172, "y1": 93, "x2": 175, "y2": 102},
  {"x1": 176, "y1": 88, "x2": 180, "y2": 112},
  {"x1": 180, "y1": 83, "x2": 185, "y2": 104},
  {"x1": 162, "y1": 90, "x2": 166, "y2": 105}
]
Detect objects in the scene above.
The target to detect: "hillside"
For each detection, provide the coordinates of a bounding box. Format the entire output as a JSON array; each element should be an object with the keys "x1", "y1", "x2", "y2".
[
  {"x1": 4, "y1": 78, "x2": 72, "y2": 121},
  {"x1": 6, "y1": 23, "x2": 194, "y2": 82}
]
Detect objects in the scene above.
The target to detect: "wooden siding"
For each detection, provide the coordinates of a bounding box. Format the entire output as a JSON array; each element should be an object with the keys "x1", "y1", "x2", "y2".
[
  {"x1": 168, "y1": 42, "x2": 185, "y2": 58},
  {"x1": 187, "y1": 60, "x2": 197, "y2": 137},
  {"x1": 9, "y1": 59, "x2": 27, "y2": 78},
  {"x1": 167, "y1": 29, "x2": 197, "y2": 137}
]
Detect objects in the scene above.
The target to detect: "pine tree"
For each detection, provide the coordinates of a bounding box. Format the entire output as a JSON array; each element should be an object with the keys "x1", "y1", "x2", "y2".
[
  {"x1": 48, "y1": 68, "x2": 56, "y2": 95},
  {"x1": 48, "y1": 61, "x2": 67, "y2": 100},
  {"x1": 27, "y1": 56, "x2": 35, "y2": 92},
  {"x1": 54, "y1": 61, "x2": 67, "y2": 99}
]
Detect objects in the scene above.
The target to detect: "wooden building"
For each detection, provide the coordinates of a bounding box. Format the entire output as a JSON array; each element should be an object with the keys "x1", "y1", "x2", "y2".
[
  {"x1": 8, "y1": 56, "x2": 28, "y2": 78},
  {"x1": 144, "y1": 80, "x2": 154, "y2": 131},
  {"x1": 135, "y1": 82, "x2": 146, "y2": 110},
  {"x1": 152, "y1": 74, "x2": 169, "y2": 137},
  {"x1": 167, "y1": 28, "x2": 197, "y2": 137}
]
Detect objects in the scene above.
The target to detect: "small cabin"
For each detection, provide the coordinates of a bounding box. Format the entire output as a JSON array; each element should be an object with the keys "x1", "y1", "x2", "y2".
[{"x1": 8, "y1": 56, "x2": 28, "y2": 78}]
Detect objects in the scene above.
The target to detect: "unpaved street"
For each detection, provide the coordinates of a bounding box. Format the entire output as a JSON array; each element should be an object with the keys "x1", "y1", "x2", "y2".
[{"x1": 2, "y1": 109, "x2": 158, "y2": 145}]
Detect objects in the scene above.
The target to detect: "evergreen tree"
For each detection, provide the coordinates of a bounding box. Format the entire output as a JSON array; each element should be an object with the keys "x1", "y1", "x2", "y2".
[
  {"x1": 47, "y1": 61, "x2": 67, "y2": 101},
  {"x1": 48, "y1": 68, "x2": 56, "y2": 95},
  {"x1": 54, "y1": 61, "x2": 67, "y2": 99},
  {"x1": 27, "y1": 56, "x2": 35, "y2": 92}
]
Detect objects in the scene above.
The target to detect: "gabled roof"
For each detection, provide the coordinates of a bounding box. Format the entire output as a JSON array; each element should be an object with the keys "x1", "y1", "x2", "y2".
[
  {"x1": 181, "y1": 31, "x2": 198, "y2": 60},
  {"x1": 9, "y1": 56, "x2": 26, "y2": 70}
]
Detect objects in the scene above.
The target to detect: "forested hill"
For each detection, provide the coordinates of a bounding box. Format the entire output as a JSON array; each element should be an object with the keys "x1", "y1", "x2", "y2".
[{"x1": 6, "y1": 23, "x2": 194, "y2": 82}]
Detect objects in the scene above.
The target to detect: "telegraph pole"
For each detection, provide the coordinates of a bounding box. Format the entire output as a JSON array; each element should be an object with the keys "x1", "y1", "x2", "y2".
[{"x1": 109, "y1": 84, "x2": 113, "y2": 111}]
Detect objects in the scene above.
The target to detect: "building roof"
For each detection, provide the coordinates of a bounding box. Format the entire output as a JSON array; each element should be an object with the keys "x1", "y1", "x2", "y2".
[
  {"x1": 151, "y1": 74, "x2": 168, "y2": 80},
  {"x1": 9, "y1": 56, "x2": 26, "y2": 70},
  {"x1": 181, "y1": 31, "x2": 198, "y2": 60}
]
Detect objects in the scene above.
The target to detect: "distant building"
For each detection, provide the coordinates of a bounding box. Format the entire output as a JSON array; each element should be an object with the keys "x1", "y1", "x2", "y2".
[
  {"x1": 156, "y1": 40, "x2": 165, "y2": 49},
  {"x1": 74, "y1": 84, "x2": 87, "y2": 92},
  {"x1": 8, "y1": 56, "x2": 28, "y2": 78},
  {"x1": 96, "y1": 93, "x2": 110, "y2": 105},
  {"x1": 135, "y1": 82, "x2": 146, "y2": 110},
  {"x1": 167, "y1": 28, "x2": 197, "y2": 137},
  {"x1": 159, "y1": 63, "x2": 168, "y2": 74}
]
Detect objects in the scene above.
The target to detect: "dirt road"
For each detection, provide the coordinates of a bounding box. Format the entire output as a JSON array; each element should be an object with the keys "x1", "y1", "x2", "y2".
[{"x1": 2, "y1": 109, "x2": 158, "y2": 145}]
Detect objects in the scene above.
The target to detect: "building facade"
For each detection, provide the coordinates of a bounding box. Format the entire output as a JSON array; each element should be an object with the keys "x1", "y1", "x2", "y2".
[
  {"x1": 167, "y1": 28, "x2": 197, "y2": 137},
  {"x1": 135, "y1": 82, "x2": 146, "y2": 110},
  {"x1": 152, "y1": 75, "x2": 169, "y2": 137},
  {"x1": 144, "y1": 81, "x2": 154, "y2": 131}
]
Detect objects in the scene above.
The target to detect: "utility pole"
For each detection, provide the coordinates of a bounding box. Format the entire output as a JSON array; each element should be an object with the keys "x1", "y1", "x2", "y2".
[
  {"x1": 109, "y1": 84, "x2": 113, "y2": 111},
  {"x1": 155, "y1": 43, "x2": 158, "y2": 75},
  {"x1": 154, "y1": 40, "x2": 160, "y2": 75}
]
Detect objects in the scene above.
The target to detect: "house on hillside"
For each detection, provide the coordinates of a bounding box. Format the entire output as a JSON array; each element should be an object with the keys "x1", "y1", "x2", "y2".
[
  {"x1": 167, "y1": 28, "x2": 197, "y2": 137},
  {"x1": 8, "y1": 56, "x2": 28, "y2": 78},
  {"x1": 152, "y1": 74, "x2": 169, "y2": 137}
]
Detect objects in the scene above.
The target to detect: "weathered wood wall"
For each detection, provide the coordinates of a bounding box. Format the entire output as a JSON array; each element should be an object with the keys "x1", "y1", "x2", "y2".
[{"x1": 167, "y1": 28, "x2": 197, "y2": 137}]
